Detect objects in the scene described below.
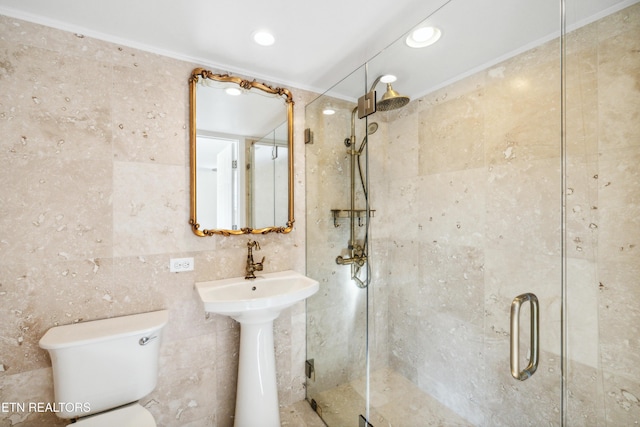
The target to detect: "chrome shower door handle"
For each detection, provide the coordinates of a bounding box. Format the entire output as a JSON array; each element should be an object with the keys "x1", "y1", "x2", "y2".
[{"x1": 510, "y1": 293, "x2": 539, "y2": 381}]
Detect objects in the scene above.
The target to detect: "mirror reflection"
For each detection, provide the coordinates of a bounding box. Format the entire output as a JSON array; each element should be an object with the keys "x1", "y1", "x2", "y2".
[{"x1": 189, "y1": 69, "x2": 294, "y2": 236}]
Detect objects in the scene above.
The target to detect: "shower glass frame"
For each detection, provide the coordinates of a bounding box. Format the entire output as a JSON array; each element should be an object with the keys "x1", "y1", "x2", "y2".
[
  {"x1": 304, "y1": 0, "x2": 566, "y2": 421},
  {"x1": 305, "y1": 0, "x2": 640, "y2": 425}
]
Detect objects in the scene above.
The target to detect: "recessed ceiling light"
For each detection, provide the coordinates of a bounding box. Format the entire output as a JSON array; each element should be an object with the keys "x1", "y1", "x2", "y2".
[
  {"x1": 253, "y1": 30, "x2": 275, "y2": 46},
  {"x1": 322, "y1": 107, "x2": 336, "y2": 115},
  {"x1": 405, "y1": 26, "x2": 441, "y2": 48},
  {"x1": 226, "y1": 87, "x2": 242, "y2": 96}
]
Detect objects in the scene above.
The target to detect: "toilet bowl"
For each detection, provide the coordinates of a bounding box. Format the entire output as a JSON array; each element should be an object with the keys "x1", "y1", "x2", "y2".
[
  {"x1": 71, "y1": 403, "x2": 155, "y2": 427},
  {"x1": 39, "y1": 310, "x2": 168, "y2": 426}
]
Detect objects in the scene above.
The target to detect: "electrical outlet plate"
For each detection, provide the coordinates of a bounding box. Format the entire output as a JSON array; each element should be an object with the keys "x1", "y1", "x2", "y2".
[{"x1": 170, "y1": 257, "x2": 194, "y2": 272}]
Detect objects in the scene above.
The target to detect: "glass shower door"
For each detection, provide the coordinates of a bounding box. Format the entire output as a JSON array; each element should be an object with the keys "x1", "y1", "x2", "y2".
[
  {"x1": 306, "y1": 30, "x2": 566, "y2": 423},
  {"x1": 362, "y1": 0, "x2": 564, "y2": 422},
  {"x1": 305, "y1": 65, "x2": 374, "y2": 426}
]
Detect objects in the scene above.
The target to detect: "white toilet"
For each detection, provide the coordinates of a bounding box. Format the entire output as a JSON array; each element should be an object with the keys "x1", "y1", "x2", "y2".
[{"x1": 39, "y1": 310, "x2": 168, "y2": 427}]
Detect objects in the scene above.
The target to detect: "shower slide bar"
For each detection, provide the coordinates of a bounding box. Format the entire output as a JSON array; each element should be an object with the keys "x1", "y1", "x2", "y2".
[{"x1": 510, "y1": 293, "x2": 539, "y2": 381}]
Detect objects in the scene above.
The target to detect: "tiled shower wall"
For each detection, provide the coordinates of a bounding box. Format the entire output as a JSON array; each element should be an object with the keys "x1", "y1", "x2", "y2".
[
  {"x1": 0, "y1": 16, "x2": 314, "y2": 427},
  {"x1": 375, "y1": 4, "x2": 639, "y2": 425},
  {"x1": 305, "y1": 3, "x2": 639, "y2": 426}
]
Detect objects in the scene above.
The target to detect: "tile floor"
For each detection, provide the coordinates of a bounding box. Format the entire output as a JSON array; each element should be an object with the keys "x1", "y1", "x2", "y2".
[
  {"x1": 280, "y1": 400, "x2": 327, "y2": 426},
  {"x1": 308, "y1": 368, "x2": 472, "y2": 427}
]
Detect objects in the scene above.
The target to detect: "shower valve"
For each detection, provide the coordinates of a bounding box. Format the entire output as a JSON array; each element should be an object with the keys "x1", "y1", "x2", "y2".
[{"x1": 335, "y1": 253, "x2": 367, "y2": 267}]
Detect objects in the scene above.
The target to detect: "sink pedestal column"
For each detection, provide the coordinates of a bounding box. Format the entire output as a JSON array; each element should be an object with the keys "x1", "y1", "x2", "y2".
[
  {"x1": 195, "y1": 271, "x2": 319, "y2": 426},
  {"x1": 233, "y1": 313, "x2": 280, "y2": 427}
]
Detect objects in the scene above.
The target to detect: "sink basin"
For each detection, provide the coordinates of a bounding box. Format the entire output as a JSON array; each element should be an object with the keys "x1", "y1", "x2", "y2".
[
  {"x1": 195, "y1": 269, "x2": 318, "y2": 427},
  {"x1": 195, "y1": 269, "x2": 319, "y2": 319}
]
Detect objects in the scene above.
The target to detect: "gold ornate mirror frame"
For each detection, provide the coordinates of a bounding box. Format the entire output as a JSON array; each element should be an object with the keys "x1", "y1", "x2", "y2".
[{"x1": 189, "y1": 68, "x2": 295, "y2": 236}]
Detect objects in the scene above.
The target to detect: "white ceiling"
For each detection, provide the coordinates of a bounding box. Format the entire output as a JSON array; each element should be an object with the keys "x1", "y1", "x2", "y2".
[
  {"x1": 0, "y1": 0, "x2": 450, "y2": 94},
  {"x1": 0, "y1": 0, "x2": 635, "y2": 99}
]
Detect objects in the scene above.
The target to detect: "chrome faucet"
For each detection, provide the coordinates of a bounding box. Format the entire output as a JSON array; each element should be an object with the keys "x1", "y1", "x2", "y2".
[{"x1": 245, "y1": 240, "x2": 265, "y2": 279}]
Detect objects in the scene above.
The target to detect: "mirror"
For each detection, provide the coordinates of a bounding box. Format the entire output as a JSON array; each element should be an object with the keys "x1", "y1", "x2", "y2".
[{"x1": 189, "y1": 68, "x2": 294, "y2": 236}]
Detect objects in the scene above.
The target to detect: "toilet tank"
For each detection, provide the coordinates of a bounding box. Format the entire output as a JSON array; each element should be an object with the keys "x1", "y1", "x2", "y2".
[{"x1": 39, "y1": 310, "x2": 168, "y2": 418}]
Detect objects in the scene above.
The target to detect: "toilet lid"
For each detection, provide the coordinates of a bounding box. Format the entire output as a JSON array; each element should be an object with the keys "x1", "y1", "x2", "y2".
[{"x1": 68, "y1": 403, "x2": 156, "y2": 427}]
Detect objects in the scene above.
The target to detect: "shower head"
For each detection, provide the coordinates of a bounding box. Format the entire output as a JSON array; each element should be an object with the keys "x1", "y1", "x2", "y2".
[
  {"x1": 346, "y1": 121, "x2": 379, "y2": 149},
  {"x1": 377, "y1": 83, "x2": 410, "y2": 111},
  {"x1": 356, "y1": 122, "x2": 379, "y2": 154},
  {"x1": 344, "y1": 122, "x2": 378, "y2": 153}
]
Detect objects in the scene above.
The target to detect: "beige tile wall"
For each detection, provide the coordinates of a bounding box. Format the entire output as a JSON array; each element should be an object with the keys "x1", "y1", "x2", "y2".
[
  {"x1": 380, "y1": 4, "x2": 640, "y2": 425},
  {"x1": 0, "y1": 15, "x2": 315, "y2": 427}
]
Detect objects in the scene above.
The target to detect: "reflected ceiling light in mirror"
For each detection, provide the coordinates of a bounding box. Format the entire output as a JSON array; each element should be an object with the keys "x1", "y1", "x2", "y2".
[
  {"x1": 380, "y1": 75, "x2": 397, "y2": 83},
  {"x1": 253, "y1": 30, "x2": 275, "y2": 46},
  {"x1": 225, "y1": 87, "x2": 242, "y2": 96},
  {"x1": 405, "y1": 26, "x2": 441, "y2": 48}
]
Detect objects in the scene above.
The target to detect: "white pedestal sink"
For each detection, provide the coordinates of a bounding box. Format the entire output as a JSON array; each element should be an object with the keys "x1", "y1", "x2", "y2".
[{"x1": 195, "y1": 270, "x2": 319, "y2": 427}]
